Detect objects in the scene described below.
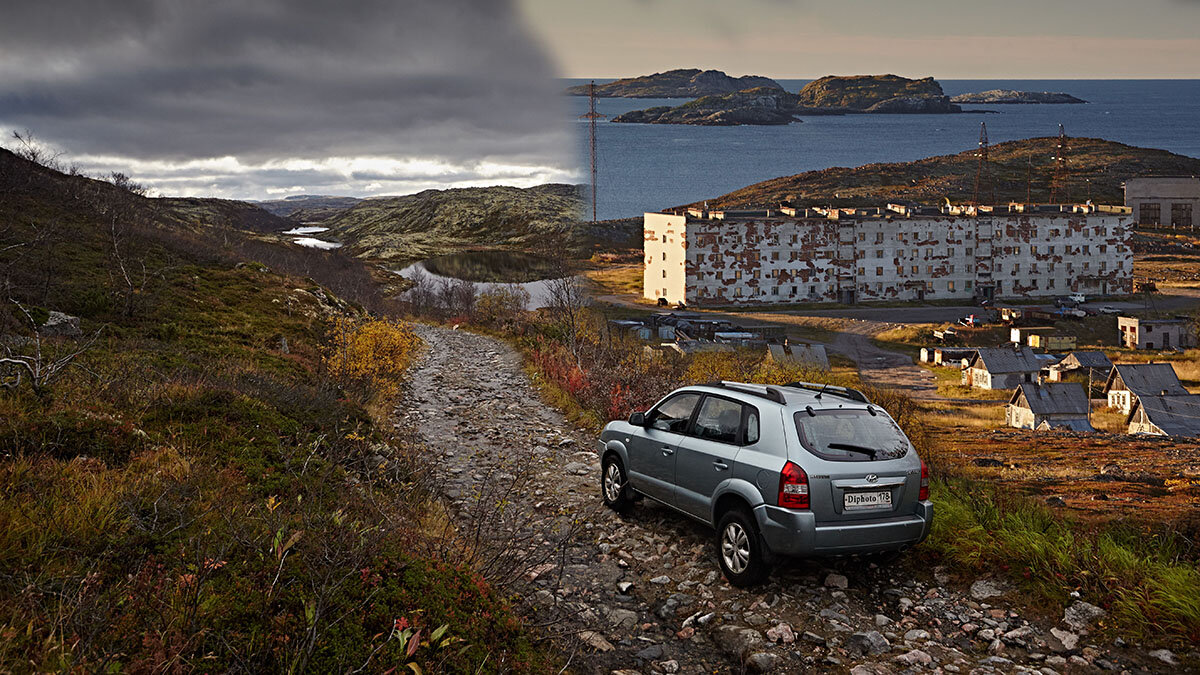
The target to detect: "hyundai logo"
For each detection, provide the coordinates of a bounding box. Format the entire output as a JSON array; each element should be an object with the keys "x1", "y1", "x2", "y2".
[{"x1": 865, "y1": 474, "x2": 879, "y2": 483}]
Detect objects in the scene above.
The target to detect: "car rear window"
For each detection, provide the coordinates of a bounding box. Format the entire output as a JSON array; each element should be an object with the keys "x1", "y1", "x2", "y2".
[{"x1": 793, "y1": 409, "x2": 909, "y2": 462}]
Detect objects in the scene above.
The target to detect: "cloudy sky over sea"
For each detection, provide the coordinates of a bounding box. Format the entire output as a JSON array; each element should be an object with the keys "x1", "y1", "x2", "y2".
[{"x1": 2, "y1": 0, "x2": 1197, "y2": 200}]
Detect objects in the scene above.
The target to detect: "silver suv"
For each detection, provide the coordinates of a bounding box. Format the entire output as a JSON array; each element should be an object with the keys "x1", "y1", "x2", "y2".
[{"x1": 598, "y1": 381, "x2": 933, "y2": 586}]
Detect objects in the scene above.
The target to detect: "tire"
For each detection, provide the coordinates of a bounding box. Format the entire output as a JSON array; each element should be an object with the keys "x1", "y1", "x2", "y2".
[
  {"x1": 601, "y1": 454, "x2": 633, "y2": 514},
  {"x1": 715, "y1": 508, "x2": 772, "y2": 587}
]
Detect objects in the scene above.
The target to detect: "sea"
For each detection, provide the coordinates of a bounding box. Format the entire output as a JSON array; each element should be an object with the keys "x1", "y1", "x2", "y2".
[{"x1": 564, "y1": 79, "x2": 1200, "y2": 221}]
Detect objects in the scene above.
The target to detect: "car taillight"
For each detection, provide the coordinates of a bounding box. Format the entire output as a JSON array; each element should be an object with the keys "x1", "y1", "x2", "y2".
[
  {"x1": 779, "y1": 461, "x2": 809, "y2": 509},
  {"x1": 919, "y1": 458, "x2": 929, "y2": 501}
]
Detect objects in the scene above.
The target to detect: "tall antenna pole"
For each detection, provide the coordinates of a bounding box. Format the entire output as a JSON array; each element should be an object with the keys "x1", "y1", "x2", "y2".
[
  {"x1": 1049, "y1": 124, "x2": 1069, "y2": 204},
  {"x1": 578, "y1": 81, "x2": 606, "y2": 224},
  {"x1": 1025, "y1": 150, "x2": 1033, "y2": 204},
  {"x1": 972, "y1": 122, "x2": 989, "y2": 206}
]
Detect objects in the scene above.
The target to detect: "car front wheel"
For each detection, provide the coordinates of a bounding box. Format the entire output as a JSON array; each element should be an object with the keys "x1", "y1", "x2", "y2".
[
  {"x1": 716, "y1": 508, "x2": 772, "y2": 587},
  {"x1": 601, "y1": 454, "x2": 633, "y2": 514}
]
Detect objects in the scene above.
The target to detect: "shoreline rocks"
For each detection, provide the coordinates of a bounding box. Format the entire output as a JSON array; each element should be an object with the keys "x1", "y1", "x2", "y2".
[{"x1": 952, "y1": 89, "x2": 1087, "y2": 104}]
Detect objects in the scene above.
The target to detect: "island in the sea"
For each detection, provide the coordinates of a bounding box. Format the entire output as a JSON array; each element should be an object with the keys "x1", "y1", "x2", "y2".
[
  {"x1": 612, "y1": 74, "x2": 962, "y2": 126},
  {"x1": 951, "y1": 89, "x2": 1087, "y2": 104},
  {"x1": 565, "y1": 68, "x2": 782, "y2": 98}
]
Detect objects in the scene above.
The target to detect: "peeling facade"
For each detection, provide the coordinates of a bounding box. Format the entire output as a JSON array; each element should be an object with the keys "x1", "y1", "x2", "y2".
[{"x1": 643, "y1": 203, "x2": 1133, "y2": 306}]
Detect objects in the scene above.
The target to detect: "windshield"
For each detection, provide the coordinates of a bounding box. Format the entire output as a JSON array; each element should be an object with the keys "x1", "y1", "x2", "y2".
[{"x1": 793, "y1": 409, "x2": 910, "y2": 462}]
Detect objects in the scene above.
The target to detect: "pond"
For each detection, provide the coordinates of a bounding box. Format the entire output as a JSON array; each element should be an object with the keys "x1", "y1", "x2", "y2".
[{"x1": 393, "y1": 251, "x2": 577, "y2": 310}]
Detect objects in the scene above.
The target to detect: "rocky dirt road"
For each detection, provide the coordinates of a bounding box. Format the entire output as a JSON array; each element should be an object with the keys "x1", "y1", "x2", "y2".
[{"x1": 397, "y1": 324, "x2": 1183, "y2": 674}]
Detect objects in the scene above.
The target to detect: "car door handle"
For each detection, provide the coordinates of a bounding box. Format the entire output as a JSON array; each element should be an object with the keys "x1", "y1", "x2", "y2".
[
  {"x1": 662, "y1": 447, "x2": 675, "y2": 456},
  {"x1": 713, "y1": 461, "x2": 729, "y2": 471}
]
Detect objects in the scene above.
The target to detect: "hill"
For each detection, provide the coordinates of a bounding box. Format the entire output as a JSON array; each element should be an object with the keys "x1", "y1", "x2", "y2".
[
  {"x1": 326, "y1": 183, "x2": 585, "y2": 262},
  {"x1": 689, "y1": 136, "x2": 1200, "y2": 209},
  {"x1": 612, "y1": 87, "x2": 804, "y2": 126},
  {"x1": 255, "y1": 194, "x2": 363, "y2": 221},
  {"x1": 158, "y1": 196, "x2": 293, "y2": 232},
  {"x1": 794, "y1": 74, "x2": 960, "y2": 113},
  {"x1": 565, "y1": 68, "x2": 782, "y2": 98}
]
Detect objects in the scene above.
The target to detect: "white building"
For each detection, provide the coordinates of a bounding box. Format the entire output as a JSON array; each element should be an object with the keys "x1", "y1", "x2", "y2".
[
  {"x1": 1125, "y1": 177, "x2": 1199, "y2": 228},
  {"x1": 644, "y1": 203, "x2": 1132, "y2": 306}
]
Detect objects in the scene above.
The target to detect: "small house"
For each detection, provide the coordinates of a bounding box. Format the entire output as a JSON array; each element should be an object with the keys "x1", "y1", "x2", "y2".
[
  {"x1": 1006, "y1": 382, "x2": 1093, "y2": 431},
  {"x1": 1103, "y1": 362, "x2": 1188, "y2": 414},
  {"x1": 767, "y1": 342, "x2": 830, "y2": 370},
  {"x1": 1117, "y1": 316, "x2": 1196, "y2": 350},
  {"x1": 962, "y1": 345, "x2": 1044, "y2": 390},
  {"x1": 1028, "y1": 334, "x2": 1076, "y2": 351},
  {"x1": 1010, "y1": 326, "x2": 1055, "y2": 345},
  {"x1": 1046, "y1": 351, "x2": 1114, "y2": 395},
  {"x1": 1127, "y1": 394, "x2": 1200, "y2": 437}
]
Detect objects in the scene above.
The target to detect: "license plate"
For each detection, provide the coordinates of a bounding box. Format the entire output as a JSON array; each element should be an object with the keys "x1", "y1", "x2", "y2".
[{"x1": 844, "y1": 490, "x2": 892, "y2": 511}]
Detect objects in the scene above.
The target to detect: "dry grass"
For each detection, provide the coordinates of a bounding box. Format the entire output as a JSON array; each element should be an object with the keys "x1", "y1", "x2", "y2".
[{"x1": 583, "y1": 264, "x2": 643, "y2": 297}]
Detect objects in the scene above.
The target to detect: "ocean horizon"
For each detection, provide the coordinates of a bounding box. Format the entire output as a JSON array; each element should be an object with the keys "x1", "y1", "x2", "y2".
[{"x1": 565, "y1": 78, "x2": 1200, "y2": 220}]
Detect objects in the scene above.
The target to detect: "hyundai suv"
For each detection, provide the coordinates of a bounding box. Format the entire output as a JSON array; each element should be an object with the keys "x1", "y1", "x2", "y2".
[{"x1": 597, "y1": 381, "x2": 933, "y2": 586}]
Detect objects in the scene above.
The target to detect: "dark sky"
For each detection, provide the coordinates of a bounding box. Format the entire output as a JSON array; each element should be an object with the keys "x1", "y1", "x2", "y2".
[{"x1": 0, "y1": 0, "x2": 577, "y2": 198}]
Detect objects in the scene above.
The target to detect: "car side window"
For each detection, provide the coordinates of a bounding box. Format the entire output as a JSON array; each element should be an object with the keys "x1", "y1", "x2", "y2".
[
  {"x1": 647, "y1": 393, "x2": 700, "y2": 434},
  {"x1": 692, "y1": 396, "x2": 744, "y2": 444},
  {"x1": 745, "y1": 409, "x2": 759, "y2": 444}
]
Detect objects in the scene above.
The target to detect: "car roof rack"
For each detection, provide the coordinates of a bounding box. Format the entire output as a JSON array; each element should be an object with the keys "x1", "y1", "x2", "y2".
[
  {"x1": 704, "y1": 381, "x2": 787, "y2": 405},
  {"x1": 782, "y1": 381, "x2": 870, "y2": 404}
]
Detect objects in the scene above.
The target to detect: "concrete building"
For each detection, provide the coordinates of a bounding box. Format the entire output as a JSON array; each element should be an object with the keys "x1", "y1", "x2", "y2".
[
  {"x1": 1103, "y1": 362, "x2": 1187, "y2": 414},
  {"x1": 644, "y1": 202, "x2": 1132, "y2": 306},
  {"x1": 1117, "y1": 316, "x2": 1195, "y2": 350},
  {"x1": 1006, "y1": 382, "x2": 1093, "y2": 431},
  {"x1": 1127, "y1": 394, "x2": 1200, "y2": 437},
  {"x1": 1124, "y1": 177, "x2": 1200, "y2": 229},
  {"x1": 963, "y1": 345, "x2": 1043, "y2": 390}
]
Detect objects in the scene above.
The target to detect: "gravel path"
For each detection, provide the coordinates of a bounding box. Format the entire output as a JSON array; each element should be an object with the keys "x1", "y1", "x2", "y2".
[{"x1": 397, "y1": 324, "x2": 1181, "y2": 674}]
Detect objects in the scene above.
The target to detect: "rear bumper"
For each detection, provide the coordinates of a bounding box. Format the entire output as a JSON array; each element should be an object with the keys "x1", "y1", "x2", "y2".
[{"x1": 754, "y1": 501, "x2": 933, "y2": 557}]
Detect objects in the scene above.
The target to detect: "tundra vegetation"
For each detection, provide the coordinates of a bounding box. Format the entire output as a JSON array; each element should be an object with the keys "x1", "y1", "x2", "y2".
[{"x1": 0, "y1": 143, "x2": 548, "y2": 672}]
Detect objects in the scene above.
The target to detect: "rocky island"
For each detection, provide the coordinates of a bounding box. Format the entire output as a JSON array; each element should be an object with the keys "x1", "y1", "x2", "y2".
[
  {"x1": 565, "y1": 68, "x2": 782, "y2": 98},
  {"x1": 951, "y1": 89, "x2": 1087, "y2": 104},
  {"x1": 612, "y1": 74, "x2": 963, "y2": 126}
]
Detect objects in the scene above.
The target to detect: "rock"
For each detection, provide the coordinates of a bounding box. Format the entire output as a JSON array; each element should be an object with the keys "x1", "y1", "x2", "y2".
[
  {"x1": 824, "y1": 572, "x2": 849, "y2": 589},
  {"x1": 950, "y1": 89, "x2": 1087, "y2": 105},
  {"x1": 657, "y1": 660, "x2": 680, "y2": 674},
  {"x1": 566, "y1": 68, "x2": 784, "y2": 98},
  {"x1": 970, "y1": 579, "x2": 1006, "y2": 600},
  {"x1": 563, "y1": 461, "x2": 590, "y2": 475},
  {"x1": 713, "y1": 625, "x2": 765, "y2": 659},
  {"x1": 894, "y1": 649, "x2": 932, "y2": 666},
  {"x1": 41, "y1": 311, "x2": 81, "y2": 337},
  {"x1": 1149, "y1": 649, "x2": 1177, "y2": 665},
  {"x1": 765, "y1": 623, "x2": 796, "y2": 644},
  {"x1": 635, "y1": 644, "x2": 663, "y2": 660},
  {"x1": 874, "y1": 614, "x2": 892, "y2": 627},
  {"x1": 865, "y1": 95, "x2": 960, "y2": 114},
  {"x1": 617, "y1": 581, "x2": 634, "y2": 593},
  {"x1": 745, "y1": 652, "x2": 781, "y2": 673},
  {"x1": 903, "y1": 629, "x2": 930, "y2": 642},
  {"x1": 606, "y1": 608, "x2": 639, "y2": 629},
  {"x1": 1003, "y1": 625, "x2": 1036, "y2": 646},
  {"x1": 898, "y1": 597, "x2": 914, "y2": 613},
  {"x1": 846, "y1": 631, "x2": 891, "y2": 656},
  {"x1": 801, "y1": 631, "x2": 826, "y2": 645},
  {"x1": 1045, "y1": 495, "x2": 1067, "y2": 507},
  {"x1": 1047, "y1": 627, "x2": 1078, "y2": 652},
  {"x1": 650, "y1": 575, "x2": 671, "y2": 585},
  {"x1": 1062, "y1": 601, "x2": 1106, "y2": 632},
  {"x1": 579, "y1": 631, "x2": 614, "y2": 652}
]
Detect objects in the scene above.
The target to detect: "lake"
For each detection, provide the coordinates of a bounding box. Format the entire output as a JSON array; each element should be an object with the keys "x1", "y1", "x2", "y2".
[{"x1": 393, "y1": 250, "x2": 572, "y2": 310}]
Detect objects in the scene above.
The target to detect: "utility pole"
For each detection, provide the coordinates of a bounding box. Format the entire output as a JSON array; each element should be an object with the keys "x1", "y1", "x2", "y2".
[
  {"x1": 1049, "y1": 124, "x2": 1069, "y2": 204},
  {"x1": 578, "y1": 81, "x2": 606, "y2": 224},
  {"x1": 972, "y1": 122, "x2": 989, "y2": 206}
]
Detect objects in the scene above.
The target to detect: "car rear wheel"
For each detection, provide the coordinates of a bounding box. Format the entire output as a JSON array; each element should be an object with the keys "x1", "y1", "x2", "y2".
[
  {"x1": 716, "y1": 508, "x2": 771, "y2": 587},
  {"x1": 601, "y1": 455, "x2": 633, "y2": 514}
]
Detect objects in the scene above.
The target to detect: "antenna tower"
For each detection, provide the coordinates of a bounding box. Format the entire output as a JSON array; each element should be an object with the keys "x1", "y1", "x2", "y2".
[
  {"x1": 1049, "y1": 124, "x2": 1069, "y2": 203},
  {"x1": 578, "y1": 81, "x2": 606, "y2": 223},
  {"x1": 972, "y1": 122, "x2": 990, "y2": 206}
]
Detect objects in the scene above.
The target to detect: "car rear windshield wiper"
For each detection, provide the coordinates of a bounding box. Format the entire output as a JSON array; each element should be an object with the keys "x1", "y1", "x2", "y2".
[{"x1": 826, "y1": 443, "x2": 878, "y2": 459}]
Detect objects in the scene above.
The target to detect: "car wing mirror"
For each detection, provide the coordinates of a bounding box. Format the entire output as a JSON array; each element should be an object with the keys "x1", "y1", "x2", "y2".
[{"x1": 628, "y1": 412, "x2": 646, "y2": 426}]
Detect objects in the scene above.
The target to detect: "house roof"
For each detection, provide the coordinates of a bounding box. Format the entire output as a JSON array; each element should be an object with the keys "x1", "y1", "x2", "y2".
[
  {"x1": 1105, "y1": 363, "x2": 1187, "y2": 396},
  {"x1": 1057, "y1": 351, "x2": 1113, "y2": 371},
  {"x1": 969, "y1": 345, "x2": 1043, "y2": 374},
  {"x1": 1128, "y1": 394, "x2": 1200, "y2": 437},
  {"x1": 1010, "y1": 382, "x2": 1090, "y2": 415},
  {"x1": 1036, "y1": 418, "x2": 1095, "y2": 432},
  {"x1": 767, "y1": 343, "x2": 830, "y2": 370}
]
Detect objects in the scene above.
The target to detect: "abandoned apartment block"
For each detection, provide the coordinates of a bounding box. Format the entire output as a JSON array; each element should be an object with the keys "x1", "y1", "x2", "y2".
[
  {"x1": 1124, "y1": 176, "x2": 1200, "y2": 229},
  {"x1": 643, "y1": 203, "x2": 1133, "y2": 306}
]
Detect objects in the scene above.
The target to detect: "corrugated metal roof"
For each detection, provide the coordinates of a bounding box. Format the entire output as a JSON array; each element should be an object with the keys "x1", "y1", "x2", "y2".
[
  {"x1": 1036, "y1": 418, "x2": 1095, "y2": 432},
  {"x1": 971, "y1": 345, "x2": 1043, "y2": 374},
  {"x1": 1111, "y1": 363, "x2": 1187, "y2": 396},
  {"x1": 1059, "y1": 351, "x2": 1113, "y2": 371},
  {"x1": 1132, "y1": 394, "x2": 1200, "y2": 437},
  {"x1": 1012, "y1": 382, "x2": 1090, "y2": 415},
  {"x1": 769, "y1": 343, "x2": 830, "y2": 370}
]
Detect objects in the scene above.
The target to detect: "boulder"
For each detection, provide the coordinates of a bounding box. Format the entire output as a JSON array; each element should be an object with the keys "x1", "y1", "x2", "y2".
[
  {"x1": 1062, "y1": 600, "x2": 1106, "y2": 632},
  {"x1": 846, "y1": 630, "x2": 891, "y2": 656}
]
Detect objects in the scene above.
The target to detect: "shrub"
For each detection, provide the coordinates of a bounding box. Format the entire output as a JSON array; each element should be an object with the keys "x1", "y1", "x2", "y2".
[{"x1": 323, "y1": 316, "x2": 422, "y2": 401}]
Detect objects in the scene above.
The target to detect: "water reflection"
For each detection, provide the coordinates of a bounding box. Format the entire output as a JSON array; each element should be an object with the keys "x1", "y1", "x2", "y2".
[{"x1": 393, "y1": 251, "x2": 577, "y2": 310}]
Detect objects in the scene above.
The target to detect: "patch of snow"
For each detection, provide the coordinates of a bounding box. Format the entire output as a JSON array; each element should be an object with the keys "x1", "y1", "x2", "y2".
[
  {"x1": 292, "y1": 237, "x2": 342, "y2": 250},
  {"x1": 282, "y1": 226, "x2": 329, "y2": 235}
]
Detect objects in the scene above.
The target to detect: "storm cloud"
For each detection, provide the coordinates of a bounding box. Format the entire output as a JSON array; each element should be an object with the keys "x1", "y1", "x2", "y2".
[{"x1": 0, "y1": 0, "x2": 577, "y2": 197}]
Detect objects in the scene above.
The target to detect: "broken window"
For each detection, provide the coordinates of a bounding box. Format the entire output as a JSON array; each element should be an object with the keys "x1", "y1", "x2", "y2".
[
  {"x1": 966, "y1": 248, "x2": 974, "y2": 256},
  {"x1": 911, "y1": 265, "x2": 918, "y2": 274},
  {"x1": 876, "y1": 266, "x2": 883, "y2": 276}
]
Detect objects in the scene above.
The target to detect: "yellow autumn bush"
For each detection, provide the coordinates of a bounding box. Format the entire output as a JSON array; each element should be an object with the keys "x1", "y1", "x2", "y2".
[{"x1": 323, "y1": 317, "x2": 422, "y2": 400}]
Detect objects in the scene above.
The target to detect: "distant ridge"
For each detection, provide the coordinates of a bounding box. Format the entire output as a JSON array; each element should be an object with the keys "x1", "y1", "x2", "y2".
[{"x1": 565, "y1": 69, "x2": 783, "y2": 98}]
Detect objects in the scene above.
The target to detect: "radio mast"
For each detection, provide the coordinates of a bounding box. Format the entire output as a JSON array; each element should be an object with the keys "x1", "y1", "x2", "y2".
[{"x1": 578, "y1": 81, "x2": 606, "y2": 223}]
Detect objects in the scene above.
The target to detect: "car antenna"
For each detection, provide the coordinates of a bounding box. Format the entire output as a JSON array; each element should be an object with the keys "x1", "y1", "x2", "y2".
[{"x1": 815, "y1": 383, "x2": 828, "y2": 400}]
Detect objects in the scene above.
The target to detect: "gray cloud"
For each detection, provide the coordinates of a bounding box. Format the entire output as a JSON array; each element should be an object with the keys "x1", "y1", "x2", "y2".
[{"x1": 0, "y1": 0, "x2": 576, "y2": 197}]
